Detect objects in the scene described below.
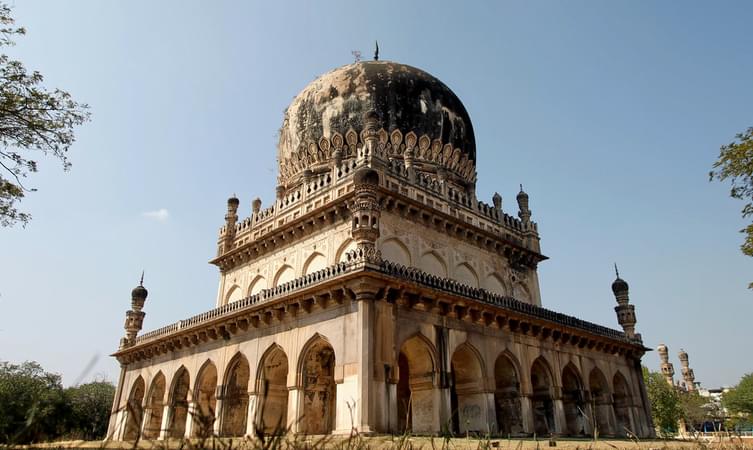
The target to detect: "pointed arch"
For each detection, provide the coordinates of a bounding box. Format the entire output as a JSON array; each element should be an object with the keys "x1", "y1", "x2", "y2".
[
  {"x1": 123, "y1": 375, "x2": 145, "y2": 440},
  {"x1": 450, "y1": 342, "x2": 486, "y2": 433},
  {"x1": 484, "y1": 273, "x2": 507, "y2": 296},
  {"x1": 143, "y1": 372, "x2": 166, "y2": 439},
  {"x1": 247, "y1": 275, "x2": 266, "y2": 296},
  {"x1": 419, "y1": 251, "x2": 447, "y2": 278},
  {"x1": 530, "y1": 356, "x2": 555, "y2": 436},
  {"x1": 335, "y1": 238, "x2": 357, "y2": 263},
  {"x1": 220, "y1": 352, "x2": 250, "y2": 436},
  {"x1": 454, "y1": 263, "x2": 479, "y2": 288},
  {"x1": 298, "y1": 334, "x2": 336, "y2": 435},
  {"x1": 302, "y1": 252, "x2": 327, "y2": 276},
  {"x1": 273, "y1": 265, "x2": 295, "y2": 287},
  {"x1": 397, "y1": 333, "x2": 438, "y2": 434},
  {"x1": 612, "y1": 371, "x2": 633, "y2": 436},
  {"x1": 192, "y1": 360, "x2": 217, "y2": 437},
  {"x1": 256, "y1": 344, "x2": 289, "y2": 434},
  {"x1": 562, "y1": 363, "x2": 586, "y2": 436},
  {"x1": 589, "y1": 367, "x2": 614, "y2": 436},
  {"x1": 513, "y1": 282, "x2": 531, "y2": 304},
  {"x1": 225, "y1": 284, "x2": 243, "y2": 305},
  {"x1": 381, "y1": 237, "x2": 411, "y2": 267},
  {"x1": 167, "y1": 366, "x2": 190, "y2": 439},
  {"x1": 494, "y1": 351, "x2": 523, "y2": 435}
]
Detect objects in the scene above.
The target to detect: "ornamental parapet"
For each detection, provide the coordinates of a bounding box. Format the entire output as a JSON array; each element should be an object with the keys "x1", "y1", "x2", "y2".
[{"x1": 123, "y1": 254, "x2": 643, "y2": 363}]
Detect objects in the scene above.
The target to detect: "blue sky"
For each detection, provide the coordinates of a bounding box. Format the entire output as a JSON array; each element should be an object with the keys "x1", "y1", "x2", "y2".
[{"x1": 1, "y1": 1, "x2": 751, "y2": 388}]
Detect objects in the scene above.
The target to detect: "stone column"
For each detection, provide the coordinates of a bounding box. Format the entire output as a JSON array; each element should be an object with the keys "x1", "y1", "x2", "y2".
[
  {"x1": 519, "y1": 395, "x2": 534, "y2": 435},
  {"x1": 349, "y1": 281, "x2": 379, "y2": 434},
  {"x1": 245, "y1": 393, "x2": 259, "y2": 437},
  {"x1": 158, "y1": 404, "x2": 172, "y2": 440},
  {"x1": 286, "y1": 387, "x2": 301, "y2": 433},
  {"x1": 484, "y1": 391, "x2": 498, "y2": 435},
  {"x1": 212, "y1": 398, "x2": 224, "y2": 436},
  {"x1": 552, "y1": 387, "x2": 567, "y2": 436},
  {"x1": 184, "y1": 401, "x2": 198, "y2": 438}
]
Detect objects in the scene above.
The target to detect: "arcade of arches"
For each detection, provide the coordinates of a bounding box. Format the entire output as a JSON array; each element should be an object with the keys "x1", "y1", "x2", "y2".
[{"x1": 115, "y1": 331, "x2": 647, "y2": 439}]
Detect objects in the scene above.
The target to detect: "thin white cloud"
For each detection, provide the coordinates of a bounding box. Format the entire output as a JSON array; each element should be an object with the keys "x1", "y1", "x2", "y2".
[{"x1": 142, "y1": 208, "x2": 169, "y2": 222}]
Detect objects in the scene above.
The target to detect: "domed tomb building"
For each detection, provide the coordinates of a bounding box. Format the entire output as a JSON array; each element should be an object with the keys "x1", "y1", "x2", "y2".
[{"x1": 107, "y1": 60, "x2": 654, "y2": 440}]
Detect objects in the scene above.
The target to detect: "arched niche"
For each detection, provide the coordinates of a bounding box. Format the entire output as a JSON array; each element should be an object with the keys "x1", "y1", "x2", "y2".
[
  {"x1": 612, "y1": 371, "x2": 634, "y2": 436},
  {"x1": 454, "y1": 263, "x2": 479, "y2": 288},
  {"x1": 494, "y1": 352, "x2": 523, "y2": 436},
  {"x1": 302, "y1": 252, "x2": 327, "y2": 276},
  {"x1": 420, "y1": 251, "x2": 447, "y2": 278},
  {"x1": 381, "y1": 238, "x2": 411, "y2": 267},
  {"x1": 123, "y1": 376, "x2": 145, "y2": 440},
  {"x1": 256, "y1": 344, "x2": 289, "y2": 434},
  {"x1": 335, "y1": 239, "x2": 357, "y2": 263},
  {"x1": 192, "y1": 360, "x2": 217, "y2": 438},
  {"x1": 397, "y1": 334, "x2": 437, "y2": 434},
  {"x1": 298, "y1": 335, "x2": 336, "y2": 435},
  {"x1": 248, "y1": 276, "x2": 266, "y2": 296},
  {"x1": 484, "y1": 274, "x2": 507, "y2": 296},
  {"x1": 449, "y1": 343, "x2": 485, "y2": 433},
  {"x1": 530, "y1": 357, "x2": 555, "y2": 436},
  {"x1": 225, "y1": 285, "x2": 243, "y2": 305},
  {"x1": 143, "y1": 372, "x2": 166, "y2": 439},
  {"x1": 513, "y1": 282, "x2": 531, "y2": 304},
  {"x1": 589, "y1": 367, "x2": 614, "y2": 436},
  {"x1": 220, "y1": 353, "x2": 250, "y2": 437},
  {"x1": 273, "y1": 265, "x2": 295, "y2": 287},
  {"x1": 561, "y1": 363, "x2": 586, "y2": 436},
  {"x1": 167, "y1": 367, "x2": 190, "y2": 439}
]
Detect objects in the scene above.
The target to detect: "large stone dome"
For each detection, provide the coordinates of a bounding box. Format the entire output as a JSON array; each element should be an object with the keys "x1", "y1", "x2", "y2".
[{"x1": 277, "y1": 60, "x2": 476, "y2": 186}]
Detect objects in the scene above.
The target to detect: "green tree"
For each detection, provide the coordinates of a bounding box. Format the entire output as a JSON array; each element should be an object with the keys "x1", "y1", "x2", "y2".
[
  {"x1": 0, "y1": 2, "x2": 90, "y2": 227},
  {"x1": 724, "y1": 373, "x2": 753, "y2": 423},
  {"x1": 0, "y1": 360, "x2": 66, "y2": 444},
  {"x1": 678, "y1": 390, "x2": 709, "y2": 430},
  {"x1": 64, "y1": 380, "x2": 115, "y2": 440},
  {"x1": 644, "y1": 367, "x2": 682, "y2": 437},
  {"x1": 710, "y1": 127, "x2": 753, "y2": 287}
]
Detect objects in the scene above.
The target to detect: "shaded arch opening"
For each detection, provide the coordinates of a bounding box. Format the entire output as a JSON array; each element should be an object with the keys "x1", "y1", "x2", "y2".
[
  {"x1": 168, "y1": 367, "x2": 190, "y2": 439},
  {"x1": 225, "y1": 285, "x2": 243, "y2": 305},
  {"x1": 381, "y1": 237, "x2": 411, "y2": 267},
  {"x1": 562, "y1": 363, "x2": 586, "y2": 436},
  {"x1": 143, "y1": 372, "x2": 166, "y2": 439},
  {"x1": 420, "y1": 251, "x2": 447, "y2": 278},
  {"x1": 302, "y1": 252, "x2": 327, "y2": 276},
  {"x1": 449, "y1": 343, "x2": 485, "y2": 434},
  {"x1": 273, "y1": 265, "x2": 295, "y2": 287},
  {"x1": 494, "y1": 352, "x2": 523, "y2": 436},
  {"x1": 454, "y1": 263, "x2": 479, "y2": 288},
  {"x1": 335, "y1": 239, "x2": 357, "y2": 263},
  {"x1": 612, "y1": 371, "x2": 633, "y2": 436},
  {"x1": 221, "y1": 353, "x2": 250, "y2": 436},
  {"x1": 530, "y1": 357, "x2": 555, "y2": 436},
  {"x1": 192, "y1": 360, "x2": 218, "y2": 438},
  {"x1": 589, "y1": 367, "x2": 614, "y2": 436},
  {"x1": 397, "y1": 334, "x2": 436, "y2": 434},
  {"x1": 299, "y1": 335, "x2": 336, "y2": 435},
  {"x1": 257, "y1": 344, "x2": 290, "y2": 434},
  {"x1": 248, "y1": 276, "x2": 266, "y2": 296},
  {"x1": 484, "y1": 273, "x2": 507, "y2": 296},
  {"x1": 123, "y1": 376, "x2": 145, "y2": 440}
]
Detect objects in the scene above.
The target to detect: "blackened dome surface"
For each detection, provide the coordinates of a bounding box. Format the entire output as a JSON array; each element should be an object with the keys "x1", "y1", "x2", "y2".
[
  {"x1": 132, "y1": 285, "x2": 148, "y2": 299},
  {"x1": 612, "y1": 277, "x2": 629, "y2": 295},
  {"x1": 278, "y1": 60, "x2": 476, "y2": 165}
]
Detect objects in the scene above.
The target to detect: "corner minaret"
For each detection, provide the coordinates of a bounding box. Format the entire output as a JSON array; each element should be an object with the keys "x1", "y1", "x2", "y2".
[
  {"x1": 678, "y1": 349, "x2": 696, "y2": 392},
  {"x1": 611, "y1": 264, "x2": 638, "y2": 340},
  {"x1": 222, "y1": 195, "x2": 240, "y2": 254},
  {"x1": 516, "y1": 184, "x2": 531, "y2": 224},
  {"x1": 120, "y1": 273, "x2": 148, "y2": 349},
  {"x1": 657, "y1": 343, "x2": 675, "y2": 386}
]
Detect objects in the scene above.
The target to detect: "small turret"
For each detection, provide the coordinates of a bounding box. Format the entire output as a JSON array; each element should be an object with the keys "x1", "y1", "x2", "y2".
[
  {"x1": 517, "y1": 184, "x2": 531, "y2": 223},
  {"x1": 222, "y1": 195, "x2": 239, "y2": 253},
  {"x1": 657, "y1": 343, "x2": 675, "y2": 386},
  {"x1": 678, "y1": 349, "x2": 696, "y2": 392},
  {"x1": 120, "y1": 273, "x2": 148, "y2": 349},
  {"x1": 492, "y1": 192, "x2": 502, "y2": 211},
  {"x1": 612, "y1": 264, "x2": 637, "y2": 339}
]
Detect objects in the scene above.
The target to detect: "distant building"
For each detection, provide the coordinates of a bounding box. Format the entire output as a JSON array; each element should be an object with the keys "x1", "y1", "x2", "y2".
[{"x1": 107, "y1": 59, "x2": 655, "y2": 440}]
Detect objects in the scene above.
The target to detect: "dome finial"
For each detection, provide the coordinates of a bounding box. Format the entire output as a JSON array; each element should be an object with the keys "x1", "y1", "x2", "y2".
[
  {"x1": 139, "y1": 270, "x2": 144, "y2": 287},
  {"x1": 374, "y1": 41, "x2": 379, "y2": 61},
  {"x1": 614, "y1": 262, "x2": 619, "y2": 279}
]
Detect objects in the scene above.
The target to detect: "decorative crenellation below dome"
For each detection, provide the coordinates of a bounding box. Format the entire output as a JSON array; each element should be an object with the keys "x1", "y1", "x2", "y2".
[{"x1": 278, "y1": 126, "x2": 477, "y2": 189}]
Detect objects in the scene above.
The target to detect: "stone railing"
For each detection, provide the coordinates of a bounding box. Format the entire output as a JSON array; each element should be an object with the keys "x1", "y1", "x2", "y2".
[{"x1": 134, "y1": 255, "x2": 630, "y2": 346}]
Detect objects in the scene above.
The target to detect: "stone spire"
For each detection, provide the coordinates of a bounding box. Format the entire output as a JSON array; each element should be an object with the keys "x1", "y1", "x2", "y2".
[
  {"x1": 120, "y1": 274, "x2": 148, "y2": 349},
  {"x1": 678, "y1": 349, "x2": 696, "y2": 392},
  {"x1": 657, "y1": 343, "x2": 675, "y2": 386},
  {"x1": 223, "y1": 195, "x2": 240, "y2": 253},
  {"x1": 517, "y1": 184, "x2": 531, "y2": 223},
  {"x1": 611, "y1": 264, "x2": 637, "y2": 339}
]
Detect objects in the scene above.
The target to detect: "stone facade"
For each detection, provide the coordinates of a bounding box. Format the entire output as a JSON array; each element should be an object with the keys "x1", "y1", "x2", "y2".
[{"x1": 107, "y1": 60, "x2": 654, "y2": 440}]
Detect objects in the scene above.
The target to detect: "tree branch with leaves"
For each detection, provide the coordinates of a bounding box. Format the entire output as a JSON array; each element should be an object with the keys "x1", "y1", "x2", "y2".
[{"x1": 0, "y1": 3, "x2": 90, "y2": 227}]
